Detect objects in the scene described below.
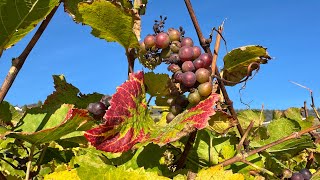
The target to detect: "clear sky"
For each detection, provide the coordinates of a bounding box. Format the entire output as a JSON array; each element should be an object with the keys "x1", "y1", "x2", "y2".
[{"x1": 1, "y1": 0, "x2": 320, "y2": 110}]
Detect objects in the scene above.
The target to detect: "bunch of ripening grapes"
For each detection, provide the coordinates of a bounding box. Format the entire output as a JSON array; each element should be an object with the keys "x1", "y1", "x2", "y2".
[{"x1": 140, "y1": 27, "x2": 214, "y2": 123}]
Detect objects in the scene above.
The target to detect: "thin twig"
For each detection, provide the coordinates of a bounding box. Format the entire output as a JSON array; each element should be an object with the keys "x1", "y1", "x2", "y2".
[
  {"x1": 303, "y1": 101, "x2": 309, "y2": 118},
  {"x1": 25, "y1": 145, "x2": 35, "y2": 180},
  {"x1": 126, "y1": 48, "x2": 136, "y2": 78},
  {"x1": 184, "y1": 0, "x2": 246, "y2": 147},
  {"x1": 237, "y1": 120, "x2": 254, "y2": 152},
  {"x1": 0, "y1": 5, "x2": 59, "y2": 103},
  {"x1": 241, "y1": 159, "x2": 276, "y2": 178},
  {"x1": 0, "y1": 157, "x2": 19, "y2": 170},
  {"x1": 218, "y1": 124, "x2": 320, "y2": 167},
  {"x1": 290, "y1": 81, "x2": 320, "y2": 120},
  {"x1": 211, "y1": 21, "x2": 224, "y2": 75}
]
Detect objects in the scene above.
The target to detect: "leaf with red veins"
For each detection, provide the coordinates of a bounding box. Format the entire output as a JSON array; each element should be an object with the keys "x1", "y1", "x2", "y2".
[
  {"x1": 151, "y1": 93, "x2": 220, "y2": 146},
  {"x1": 85, "y1": 71, "x2": 154, "y2": 153},
  {"x1": 85, "y1": 71, "x2": 220, "y2": 153}
]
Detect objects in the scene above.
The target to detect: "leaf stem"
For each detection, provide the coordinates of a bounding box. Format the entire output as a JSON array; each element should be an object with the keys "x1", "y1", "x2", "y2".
[
  {"x1": 0, "y1": 4, "x2": 59, "y2": 103},
  {"x1": 236, "y1": 120, "x2": 254, "y2": 152},
  {"x1": 25, "y1": 145, "x2": 35, "y2": 180},
  {"x1": 126, "y1": 48, "x2": 135, "y2": 78},
  {"x1": 183, "y1": 0, "x2": 246, "y2": 148},
  {"x1": 218, "y1": 124, "x2": 320, "y2": 167}
]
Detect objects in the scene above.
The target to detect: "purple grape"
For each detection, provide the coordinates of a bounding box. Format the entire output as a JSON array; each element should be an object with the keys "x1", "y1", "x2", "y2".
[
  {"x1": 155, "y1": 32, "x2": 170, "y2": 49},
  {"x1": 181, "y1": 37, "x2": 194, "y2": 47},
  {"x1": 182, "y1": 72, "x2": 196, "y2": 87},
  {"x1": 144, "y1": 35, "x2": 155, "y2": 49},
  {"x1": 179, "y1": 46, "x2": 194, "y2": 62},
  {"x1": 192, "y1": 46, "x2": 201, "y2": 60},
  {"x1": 174, "y1": 71, "x2": 183, "y2": 83},
  {"x1": 299, "y1": 169, "x2": 312, "y2": 180},
  {"x1": 290, "y1": 172, "x2": 304, "y2": 180},
  {"x1": 199, "y1": 53, "x2": 212, "y2": 68},
  {"x1": 193, "y1": 58, "x2": 205, "y2": 69},
  {"x1": 87, "y1": 102, "x2": 107, "y2": 116},
  {"x1": 182, "y1": 61, "x2": 195, "y2": 72}
]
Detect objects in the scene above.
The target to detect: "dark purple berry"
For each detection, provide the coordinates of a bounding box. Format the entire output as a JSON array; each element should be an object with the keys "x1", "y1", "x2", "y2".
[
  {"x1": 182, "y1": 72, "x2": 196, "y2": 87},
  {"x1": 182, "y1": 61, "x2": 195, "y2": 72},
  {"x1": 179, "y1": 46, "x2": 194, "y2": 62},
  {"x1": 181, "y1": 37, "x2": 194, "y2": 47},
  {"x1": 155, "y1": 32, "x2": 170, "y2": 49},
  {"x1": 299, "y1": 169, "x2": 312, "y2": 180}
]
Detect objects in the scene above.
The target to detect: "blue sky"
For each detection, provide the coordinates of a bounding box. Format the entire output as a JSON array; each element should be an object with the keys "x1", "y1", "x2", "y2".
[{"x1": 1, "y1": 0, "x2": 320, "y2": 109}]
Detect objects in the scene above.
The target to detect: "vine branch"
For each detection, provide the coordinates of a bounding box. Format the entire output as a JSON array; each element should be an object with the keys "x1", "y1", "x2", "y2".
[
  {"x1": 184, "y1": 0, "x2": 247, "y2": 147},
  {"x1": 0, "y1": 4, "x2": 59, "y2": 103},
  {"x1": 218, "y1": 124, "x2": 320, "y2": 167}
]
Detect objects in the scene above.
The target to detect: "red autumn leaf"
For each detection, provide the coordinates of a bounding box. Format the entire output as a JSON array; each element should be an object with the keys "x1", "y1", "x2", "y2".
[
  {"x1": 84, "y1": 71, "x2": 153, "y2": 153},
  {"x1": 151, "y1": 93, "x2": 220, "y2": 146},
  {"x1": 85, "y1": 71, "x2": 220, "y2": 153}
]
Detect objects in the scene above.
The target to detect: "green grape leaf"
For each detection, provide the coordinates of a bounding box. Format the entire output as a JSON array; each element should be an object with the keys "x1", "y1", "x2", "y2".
[
  {"x1": 103, "y1": 167, "x2": 170, "y2": 180},
  {"x1": 262, "y1": 152, "x2": 287, "y2": 176},
  {"x1": 238, "y1": 109, "x2": 265, "y2": 128},
  {"x1": 144, "y1": 72, "x2": 170, "y2": 97},
  {"x1": 0, "y1": 101, "x2": 22, "y2": 125},
  {"x1": 284, "y1": 107, "x2": 313, "y2": 130},
  {"x1": 208, "y1": 110, "x2": 237, "y2": 134},
  {"x1": 7, "y1": 104, "x2": 94, "y2": 144},
  {"x1": 85, "y1": 71, "x2": 220, "y2": 153},
  {"x1": 186, "y1": 129, "x2": 237, "y2": 171},
  {"x1": 196, "y1": 165, "x2": 244, "y2": 180},
  {"x1": 273, "y1": 110, "x2": 284, "y2": 119},
  {"x1": 222, "y1": 45, "x2": 271, "y2": 86},
  {"x1": 251, "y1": 118, "x2": 314, "y2": 158},
  {"x1": 41, "y1": 147, "x2": 74, "y2": 164},
  {"x1": 64, "y1": 0, "x2": 139, "y2": 49},
  {"x1": 0, "y1": 0, "x2": 59, "y2": 55},
  {"x1": 44, "y1": 169, "x2": 80, "y2": 180},
  {"x1": 44, "y1": 75, "x2": 103, "y2": 109}
]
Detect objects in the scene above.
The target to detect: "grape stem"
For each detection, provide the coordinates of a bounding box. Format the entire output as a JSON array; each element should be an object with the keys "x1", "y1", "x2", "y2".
[
  {"x1": 183, "y1": 0, "x2": 247, "y2": 149},
  {"x1": 126, "y1": 48, "x2": 136, "y2": 77},
  {"x1": 25, "y1": 145, "x2": 35, "y2": 180},
  {"x1": 0, "y1": 4, "x2": 59, "y2": 103}
]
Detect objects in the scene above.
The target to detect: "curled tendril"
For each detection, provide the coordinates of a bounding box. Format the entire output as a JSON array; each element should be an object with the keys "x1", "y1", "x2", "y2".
[{"x1": 213, "y1": 62, "x2": 261, "y2": 85}]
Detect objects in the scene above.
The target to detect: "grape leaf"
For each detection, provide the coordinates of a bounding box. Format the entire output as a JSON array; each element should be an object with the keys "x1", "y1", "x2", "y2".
[
  {"x1": 186, "y1": 129, "x2": 237, "y2": 171},
  {"x1": 0, "y1": 0, "x2": 59, "y2": 56},
  {"x1": 0, "y1": 101, "x2": 22, "y2": 125},
  {"x1": 85, "y1": 71, "x2": 220, "y2": 153},
  {"x1": 64, "y1": 0, "x2": 139, "y2": 49},
  {"x1": 44, "y1": 75, "x2": 103, "y2": 109},
  {"x1": 150, "y1": 93, "x2": 220, "y2": 146},
  {"x1": 208, "y1": 110, "x2": 237, "y2": 134},
  {"x1": 222, "y1": 45, "x2": 271, "y2": 86},
  {"x1": 44, "y1": 169, "x2": 80, "y2": 180},
  {"x1": 144, "y1": 72, "x2": 170, "y2": 97},
  {"x1": 196, "y1": 165, "x2": 244, "y2": 180},
  {"x1": 284, "y1": 107, "x2": 313, "y2": 130},
  {"x1": 237, "y1": 109, "x2": 265, "y2": 128},
  {"x1": 250, "y1": 118, "x2": 314, "y2": 158},
  {"x1": 85, "y1": 71, "x2": 154, "y2": 153},
  {"x1": 7, "y1": 104, "x2": 94, "y2": 144}
]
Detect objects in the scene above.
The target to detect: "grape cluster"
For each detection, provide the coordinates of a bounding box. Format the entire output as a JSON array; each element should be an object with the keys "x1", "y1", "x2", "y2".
[
  {"x1": 140, "y1": 25, "x2": 214, "y2": 123},
  {"x1": 87, "y1": 95, "x2": 111, "y2": 118},
  {"x1": 283, "y1": 168, "x2": 312, "y2": 180}
]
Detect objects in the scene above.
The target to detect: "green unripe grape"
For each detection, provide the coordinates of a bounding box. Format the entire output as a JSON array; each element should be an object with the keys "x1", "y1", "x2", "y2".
[
  {"x1": 188, "y1": 91, "x2": 201, "y2": 104},
  {"x1": 198, "y1": 82, "x2": 212, "y2": 97}
]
